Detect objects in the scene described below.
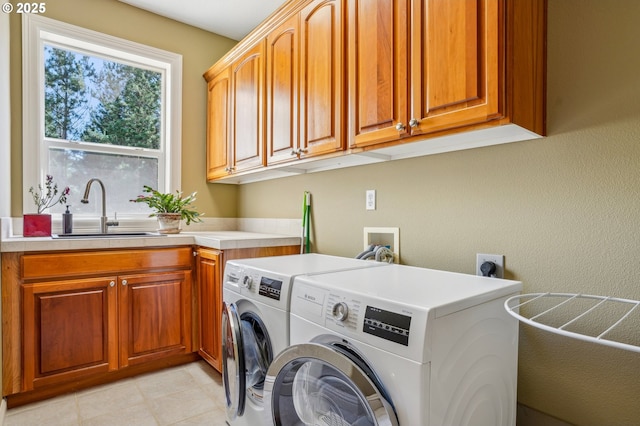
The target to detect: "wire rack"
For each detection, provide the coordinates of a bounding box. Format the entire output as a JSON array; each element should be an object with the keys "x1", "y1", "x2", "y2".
[{"x1": 504, "y1": 293, "x2": 640, "y2": 353}]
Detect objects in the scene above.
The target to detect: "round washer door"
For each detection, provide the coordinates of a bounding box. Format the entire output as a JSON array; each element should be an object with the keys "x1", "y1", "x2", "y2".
[
  {"x1": 222, "y1": 302, "x2": 245, "y2": 420},
  {"x1": 264, "y1": 342, "x2": 398, "y2": 426}
]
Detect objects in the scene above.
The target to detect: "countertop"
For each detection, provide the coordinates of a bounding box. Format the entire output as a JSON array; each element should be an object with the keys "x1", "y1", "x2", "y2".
[{"x1": 0, "y1": 231, "x2": 302, "y2": 253}]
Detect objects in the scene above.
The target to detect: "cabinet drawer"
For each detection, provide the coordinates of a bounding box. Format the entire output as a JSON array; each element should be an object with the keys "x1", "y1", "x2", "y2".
[{"x1": 21, "y1": 247, "x2": 193, "y2": 281}]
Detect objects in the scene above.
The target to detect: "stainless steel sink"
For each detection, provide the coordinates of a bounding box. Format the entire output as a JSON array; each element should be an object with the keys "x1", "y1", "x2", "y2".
[{"x1": 52, "y1": 232, "x2": 166, "y2": 239}]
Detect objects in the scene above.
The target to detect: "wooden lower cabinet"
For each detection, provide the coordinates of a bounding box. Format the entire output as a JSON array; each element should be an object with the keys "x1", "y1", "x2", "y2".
[
  {"x1": 118, "y1": 271, "x2": 192, "y2": 367},
  {"x1": 196, "y1": 248, "x2": 222, "y2": 370},
  {"x1": 1, "y1": 247, "x2": 196, "y2": 406},
  {"x1": 22, "y1": 276, "x2": 119, "y2": 391}
]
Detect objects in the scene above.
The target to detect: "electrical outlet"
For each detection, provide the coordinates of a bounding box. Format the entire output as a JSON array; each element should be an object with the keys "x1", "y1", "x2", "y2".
[
  {"x1": 476, "y1": 253, "x2": 504, "y2": 278},
  {"x1": 366, "y1": 190, "x2": 376, "y2": 210}
]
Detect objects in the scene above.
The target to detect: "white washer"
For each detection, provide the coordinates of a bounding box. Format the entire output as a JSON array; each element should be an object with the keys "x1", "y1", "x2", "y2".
[
  {"x1": 264, "y1": 264, "x2": 522, "y2": 426},
  {"x1": 222, "y1": 254, "x2": 389, "y2": 426}
]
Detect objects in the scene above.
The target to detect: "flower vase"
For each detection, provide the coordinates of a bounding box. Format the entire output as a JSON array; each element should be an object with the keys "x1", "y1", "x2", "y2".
[
  {"x1": 23, "y1": 214, "x2": 52, "y2": 237},
  {"x1": 156, "y1": 213, "x2": 182, "y2": 234}
]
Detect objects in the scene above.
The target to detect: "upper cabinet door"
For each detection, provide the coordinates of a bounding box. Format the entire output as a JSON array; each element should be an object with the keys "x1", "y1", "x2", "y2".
[
  {"x1": 205, "y1": 68, "x2": 231, "y2": 181},
  {"x1": 299, "y1": 0, "x2": 345, "y2": 156},
  {"x1": 348, "y1": 0, "x2": 410, "y2": 148},
  {"x1": 410, "y1": 0, "x2": 501, "y2": 135},
  {"x1": 231, "y1": 41, "x2": 265, "y2": 173},
  {"x1": 266, "y1": 14, "x2": 300, "y2": 166}
]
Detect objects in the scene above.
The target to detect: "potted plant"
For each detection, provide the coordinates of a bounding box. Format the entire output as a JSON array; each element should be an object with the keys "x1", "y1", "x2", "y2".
[
  {"x1": 130, "y1": 185, "x2": 203, "y2": 234},
  {"x1": 25, "y1": 175, "x2": 70, "y2": 237}
]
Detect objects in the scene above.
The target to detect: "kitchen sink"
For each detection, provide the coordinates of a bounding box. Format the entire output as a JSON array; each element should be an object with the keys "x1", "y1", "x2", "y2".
[{"x1": 52, "y1": 232, "x2": 166, "y2": 238}]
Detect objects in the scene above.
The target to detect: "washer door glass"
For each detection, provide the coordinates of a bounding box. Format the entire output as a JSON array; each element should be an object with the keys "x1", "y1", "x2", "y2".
[{"x1": 264, "y1": 342, "x2": 398, "y2": 426}]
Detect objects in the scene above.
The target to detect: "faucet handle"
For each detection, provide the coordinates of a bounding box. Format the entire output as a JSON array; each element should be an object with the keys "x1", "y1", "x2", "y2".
[{"x1": 107, "y1": 212, "x2": 119, "y2": 228}]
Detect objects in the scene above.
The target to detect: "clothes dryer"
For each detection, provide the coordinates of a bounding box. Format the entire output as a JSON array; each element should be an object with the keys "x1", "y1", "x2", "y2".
[
  {"x1": 222, "y1": 254, "x2": 389, "y2": 426},
  {"x1": 264, "y1": 264, "x2": 522, "y2": 426}
]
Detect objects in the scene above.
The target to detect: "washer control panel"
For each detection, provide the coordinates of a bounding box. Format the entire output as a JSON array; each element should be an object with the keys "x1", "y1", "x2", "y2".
[
  {"x1": 224, "y1": 264, "x2": 284, "y2": 301},
  {"x1": 258, "y1": 276, "x2": 283, "y2": 301}
]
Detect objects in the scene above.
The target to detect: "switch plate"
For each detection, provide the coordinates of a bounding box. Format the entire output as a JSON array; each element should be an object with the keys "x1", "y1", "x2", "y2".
[
  {"x1": 366, "y1": 190, "x2": 376, "y2": 210},
  {"x1": 476, "y1": 253, "x2": 504, "y2": 278}
]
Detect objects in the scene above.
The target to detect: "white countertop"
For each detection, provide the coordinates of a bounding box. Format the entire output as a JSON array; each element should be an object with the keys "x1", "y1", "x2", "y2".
[{"x1": 0, "y1": 231, "x2": 301, "y2": 252}]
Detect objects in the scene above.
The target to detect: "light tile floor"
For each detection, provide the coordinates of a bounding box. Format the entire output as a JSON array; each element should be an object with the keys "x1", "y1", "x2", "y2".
[{"x1": 4, "y1": 361, "x2": 228, "y2": 426}]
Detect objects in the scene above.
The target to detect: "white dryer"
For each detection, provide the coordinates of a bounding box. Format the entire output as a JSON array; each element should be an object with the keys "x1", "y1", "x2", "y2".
[
  {"x1": 222, "y1": 254, "x2": 389, "y2": 426},
  {"x1": 264, "y1": 264, "x2": 522, "y2": 426}
]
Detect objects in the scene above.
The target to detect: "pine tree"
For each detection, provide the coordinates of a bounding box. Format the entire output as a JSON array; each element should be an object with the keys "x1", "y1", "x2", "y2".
[
  {"x1": 83, "y1": 64, "x2": 161, "y2": 149},
  {"x1": 44, "y1": 46, "x2": 95, "y2": 140}
]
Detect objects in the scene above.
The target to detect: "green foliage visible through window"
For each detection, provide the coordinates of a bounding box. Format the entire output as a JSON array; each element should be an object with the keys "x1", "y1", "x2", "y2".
[{"x1": 44, "y1": 45, "x2": 162, "y2": 149}]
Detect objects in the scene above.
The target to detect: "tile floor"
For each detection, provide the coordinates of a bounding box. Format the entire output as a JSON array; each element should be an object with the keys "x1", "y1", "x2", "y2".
[{"x1": 4, "y1": 361, "x2": 228, "y2": 426}]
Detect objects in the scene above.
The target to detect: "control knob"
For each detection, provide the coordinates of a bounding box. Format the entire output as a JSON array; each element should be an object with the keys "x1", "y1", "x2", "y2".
[
  {"x1": 241, "y1": 275, "x2": 253, "y2": 290},
  {"x1": 332, "y1": 302, "x2": 349, "y2": 322}
]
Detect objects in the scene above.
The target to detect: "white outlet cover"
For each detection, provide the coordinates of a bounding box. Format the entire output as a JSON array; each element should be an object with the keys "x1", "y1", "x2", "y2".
[{"x1": 366, "y1": 189, "x2": 376, "y2": 210}]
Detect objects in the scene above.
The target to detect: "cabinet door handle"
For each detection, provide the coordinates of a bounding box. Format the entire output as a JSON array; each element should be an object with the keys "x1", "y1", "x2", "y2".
[
  {"x1": 291, "y1": 148, "x2": 308, "y2": 156},
  {"x1": 395, "y1": 122, "x2": 406, "y2": 131},
  {"x1": 109, "y1": 281, "x2": 115, "y2": 287},
  {"x1": 121, "y1": 279, "x2": 128, "y2": 286},
  {"x1": 409, "y1": 118, "x2": 419, "y2": 128}
]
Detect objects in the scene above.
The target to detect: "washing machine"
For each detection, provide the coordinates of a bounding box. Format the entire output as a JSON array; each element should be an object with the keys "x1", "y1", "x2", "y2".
[
  {"x1": 264, "y1": 264, "x2": 522, "y2": 426},
  {"x1": 222, "y1": 254, "x2": 390, "y2": 426}
]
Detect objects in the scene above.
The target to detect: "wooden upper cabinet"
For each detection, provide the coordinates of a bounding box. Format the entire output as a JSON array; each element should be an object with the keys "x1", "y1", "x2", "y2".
[
  {"x1": 266, "y1": 14, "x2": 300, "y2": 166},
  {"x1": 205, "y1": 68, "x2": 231, "y2": 180},
  {"x1": 410, "y1": 0, "x2": 501, "y2": 135},
  {"x1": 231, "y1": 41, "x2": 266, "y2": 173},
  {"x1": 348, "y1": 0, "x2": 410, "y2": 148},
  {"x1": 204, "y1": 0, "x2": 545, "y2": 181},
  {"x1": 350, "y1": 0, "x2": 502, "y2": 147},
  {"x1": 299, "y1": 0, "x2": 345, "y2": 156}
]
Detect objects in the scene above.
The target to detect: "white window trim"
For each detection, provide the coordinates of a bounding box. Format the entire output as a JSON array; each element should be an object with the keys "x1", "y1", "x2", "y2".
[
  {"x1": 1, "y1": 12, "x2": 10, "y2": 218},
  {"x1": 22, "y1": 14, "x2": 182, "y2": 219}
]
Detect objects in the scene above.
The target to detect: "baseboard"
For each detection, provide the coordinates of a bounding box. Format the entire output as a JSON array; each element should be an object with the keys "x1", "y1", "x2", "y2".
[{"x1": 517, "y1": 403, "x2": 574, "y2": 426}]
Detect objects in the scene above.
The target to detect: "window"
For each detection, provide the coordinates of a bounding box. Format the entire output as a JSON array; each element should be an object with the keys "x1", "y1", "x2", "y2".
[{"x1": 23, "y1": 15, "x2": 182, "y2": 219}]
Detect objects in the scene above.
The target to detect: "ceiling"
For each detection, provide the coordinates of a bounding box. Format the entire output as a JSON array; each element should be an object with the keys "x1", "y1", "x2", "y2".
[{"x1": 118, "y1": 0, "x2": 288, "y2": 41}]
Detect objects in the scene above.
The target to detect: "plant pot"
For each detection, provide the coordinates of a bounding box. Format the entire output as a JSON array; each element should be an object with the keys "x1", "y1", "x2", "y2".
[
  {"x1": 156, "y1": 213, "x2": 182, "y2": 234},
  {"x1": 23, "y1": 214, "x2": 52, "y2": 237}
]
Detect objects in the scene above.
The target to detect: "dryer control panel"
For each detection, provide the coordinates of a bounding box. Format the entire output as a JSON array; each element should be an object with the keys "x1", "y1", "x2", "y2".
[
  {"x1": 258, "y1": 276, "x2": 283, "y2": 301},
  {"x1": 326, "y1": 293, "x2": 361, "y2": 331},
  {"x1": 363, "y1": 306, "x2": 411, "y2": 346}
]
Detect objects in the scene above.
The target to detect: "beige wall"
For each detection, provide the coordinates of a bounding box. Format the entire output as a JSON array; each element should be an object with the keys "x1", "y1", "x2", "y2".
[
  {"x1": 238, "y1": 1, "x2": 640, "y2": 424},
  {"x1": 8, "y1": 0, "x2": 239, "y2": 217}
]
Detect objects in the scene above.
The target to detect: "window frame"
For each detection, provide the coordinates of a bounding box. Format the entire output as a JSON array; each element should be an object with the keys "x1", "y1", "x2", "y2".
[{"x1": 22, "y1": 14, "x2": 182, "y2": 219}]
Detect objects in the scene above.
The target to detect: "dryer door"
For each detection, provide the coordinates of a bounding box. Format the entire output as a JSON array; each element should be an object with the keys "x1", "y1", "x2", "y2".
[
  {"x1": 264, "y1": 342, "x2": 398, "y2": 426},
  {"x1": 222, "y1": 302, "x2": 246, "y2": 420},
  {"x1": 222, "y1": 302, "x2": 273, "y2": 421}
]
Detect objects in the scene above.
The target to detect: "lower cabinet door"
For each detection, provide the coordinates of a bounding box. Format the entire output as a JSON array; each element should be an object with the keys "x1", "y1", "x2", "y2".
[
  {"x1": 22, "y1": 277, "x2": 119, "y2": 390},
  {"x1": 196, "y1": 248, "x2": 222, "y2": 371},
  {"x1": 118, "y1": 271, "x2": 192, "y2": 367}
]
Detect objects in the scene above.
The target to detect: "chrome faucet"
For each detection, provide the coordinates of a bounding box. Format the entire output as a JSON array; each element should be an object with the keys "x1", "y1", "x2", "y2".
[{"x1": 81, "y1": 178, "x2": 119, "y2": 233}]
